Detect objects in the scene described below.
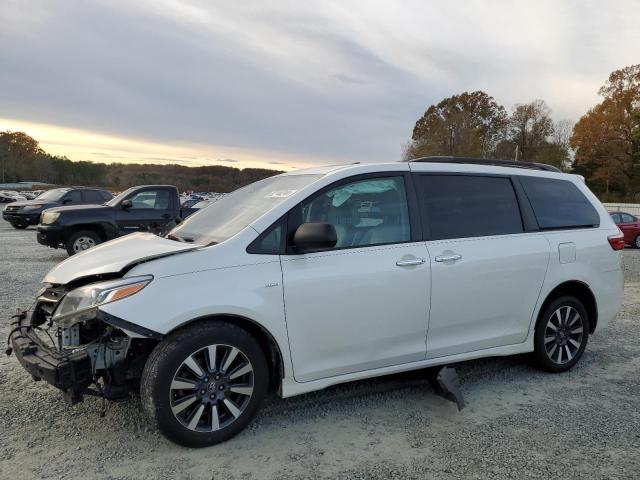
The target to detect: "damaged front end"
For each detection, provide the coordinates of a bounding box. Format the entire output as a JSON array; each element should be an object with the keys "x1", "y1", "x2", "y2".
[{"x1": 6, "y1": 277, "x2": 160, "y2": 406}]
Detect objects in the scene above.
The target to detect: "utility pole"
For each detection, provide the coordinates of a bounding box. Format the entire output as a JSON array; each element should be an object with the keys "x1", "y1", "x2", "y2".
[{"x1": 514, "y1": 144, "x2": 519, "y2": 162}]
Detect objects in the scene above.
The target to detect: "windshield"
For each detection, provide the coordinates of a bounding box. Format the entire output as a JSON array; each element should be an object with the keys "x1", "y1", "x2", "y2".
[
  {"x1": 106, "y1": 187, "x2": 137, "y2": 207},
  {"x1": 169, "y1": 174, "x2": 321, "y2": 245},
  {"x1": 37, "y1": 188, "x2": 69, "y2": 201}
]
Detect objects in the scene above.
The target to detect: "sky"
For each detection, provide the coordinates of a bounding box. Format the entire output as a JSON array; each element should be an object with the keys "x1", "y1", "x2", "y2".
[{"x1": 1, "y1": 0, "x2": 639, "y2": 171}]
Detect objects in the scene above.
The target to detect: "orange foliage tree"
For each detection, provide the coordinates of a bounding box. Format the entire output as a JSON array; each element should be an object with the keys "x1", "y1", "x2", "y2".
[{"x1": 571, "y1": 65, "x2": 640, "y2": 200}]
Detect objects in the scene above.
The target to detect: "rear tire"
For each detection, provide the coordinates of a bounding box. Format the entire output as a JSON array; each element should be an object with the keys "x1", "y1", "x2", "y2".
[
  {"x1": 65, "y1": 230, "x2": 101, "y2": 255},
  {"x1": 10, "y1": 222, "x2": 28, "y2": 229},
  {"x1": 634, "y1": 235, "x2": 640, "y2": 249},
  {"x1": 140, "y1": 321, "x2": 268, "y2": 447},
  {"x1": 533, "y1": 296, "x2": 589, "y2": 373}
]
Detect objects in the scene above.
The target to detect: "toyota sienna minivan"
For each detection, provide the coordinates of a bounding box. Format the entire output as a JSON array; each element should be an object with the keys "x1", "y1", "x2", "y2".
[{"x1": 8, "y1": 157, "x2": 624, "y2": 447}]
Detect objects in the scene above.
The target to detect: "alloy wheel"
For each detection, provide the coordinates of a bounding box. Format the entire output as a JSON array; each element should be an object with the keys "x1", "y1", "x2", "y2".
[
  {"x1": 544, "y1": 306, "x2": 584, "y2": 364},
  {"x1": 73, "y1": 236, "x2": 96, "y2": 252},
  {"x1": 170, "y1": 344, "x2": 254, "y2": 432}
]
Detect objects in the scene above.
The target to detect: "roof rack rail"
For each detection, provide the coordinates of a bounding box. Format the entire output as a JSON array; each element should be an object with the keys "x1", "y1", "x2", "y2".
[{"x1": 409, "y1": 156, "x2": 562, "y2": 173}]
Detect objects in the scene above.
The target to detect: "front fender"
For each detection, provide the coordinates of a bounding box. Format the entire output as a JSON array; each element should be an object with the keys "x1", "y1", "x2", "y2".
[{"x1": 99, "y1": 258, "x2": 293, "y2": 377}]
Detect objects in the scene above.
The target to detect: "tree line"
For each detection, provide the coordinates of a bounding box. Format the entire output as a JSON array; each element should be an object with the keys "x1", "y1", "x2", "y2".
[
  {"x1": 405, "y1": 64, "x2": 640, "y2": 201},
  {"x1": 0, "y1": 132, "x2": 282, "y2": 192}
]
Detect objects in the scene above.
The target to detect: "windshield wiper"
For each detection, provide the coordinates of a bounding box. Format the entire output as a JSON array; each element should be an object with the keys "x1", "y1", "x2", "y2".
[
  {"x1": 168, "y1": 233, "x2": 208, "y2": 245},
  {"x1": 167, "y1": 234, "x2": 185, "y2": 242}
]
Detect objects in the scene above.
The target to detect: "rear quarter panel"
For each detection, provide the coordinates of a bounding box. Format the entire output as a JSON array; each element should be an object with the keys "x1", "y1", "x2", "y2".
[{"x1": 528, "y1": 177, "x2": 623, "y2": 336}]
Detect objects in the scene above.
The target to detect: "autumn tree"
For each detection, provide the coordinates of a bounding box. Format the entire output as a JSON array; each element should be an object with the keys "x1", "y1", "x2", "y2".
[
  {"x1": 531, "y1": 119, "x2": 574, "y2": 170},
  {"x1": 507, "y1": 100, "x2": 555, "y2": 162},
  {"x1": 405, "y1": 91, "x2": 507, "y2": 159},
  {"x1": 0, "y1": 131, "x2": 41, "y2": 182},
  {"x1": 571, "y1": 64, "x2": 640, "y2": 199}
]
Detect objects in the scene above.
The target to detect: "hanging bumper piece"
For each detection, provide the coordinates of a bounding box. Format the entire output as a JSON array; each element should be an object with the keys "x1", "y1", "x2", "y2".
[{"x1": 428, "y1": 365, "x2": 466, "y2": 411}]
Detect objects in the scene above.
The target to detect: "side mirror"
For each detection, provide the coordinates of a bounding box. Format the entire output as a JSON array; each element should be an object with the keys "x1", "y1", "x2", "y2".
[
  {"x1": 121, "y1": 199, "x2": 133, "y2": 209},
  {"x1": 62, "y1": 198, "x2": 72, "y2": 205},
  {"x1": 292, "y1": 222, "x2": 337, "y2": 252}
]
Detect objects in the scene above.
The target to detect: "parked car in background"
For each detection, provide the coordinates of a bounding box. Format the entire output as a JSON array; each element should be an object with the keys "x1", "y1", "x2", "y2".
[
  {"x1": 8, "y1": 158, "x2": 623, "y2": 447},
  {"x1": 180, "y1": 198, "x2": 217, "y2": 219},
  {"x1": 37, "y1": 185, "x2": 181, "y2": 255},
  {"x1": 1, "y1": 192, "x2": 18, "y2": 203},
  {"x1": 180, "y1": 198, "x2": 201, "y2": 209},
  {"x1": 19, "y1": 191, "x2": 40, "y2": 200},
  {"x1": 2, "y1": 187, "x2": 112, "y2": 229},
  {"x1": 609, "y1": 211, "x2": 640, "y2": 247},
  {"x1": 0, "y1": 191, "x2": 27, "y2": 203}
]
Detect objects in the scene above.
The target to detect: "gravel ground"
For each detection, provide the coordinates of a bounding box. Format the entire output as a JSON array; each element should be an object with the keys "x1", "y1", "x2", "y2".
[{"x1": 1, "y1": 221, "x2": 639, "y2": 479}]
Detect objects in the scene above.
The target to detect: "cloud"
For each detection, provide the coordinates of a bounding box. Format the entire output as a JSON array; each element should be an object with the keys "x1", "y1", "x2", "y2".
[
  {"x1": 332, "y1": 73, "x2": 367, "y2": 85},
  {"x1": 0, "y1": 0, "x2": 639, "y2": 167}
]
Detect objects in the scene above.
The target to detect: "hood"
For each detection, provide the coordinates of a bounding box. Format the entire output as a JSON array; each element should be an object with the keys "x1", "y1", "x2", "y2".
[
  {"x1": 6, "y1": 199, "x2": 58, "y2": 209},
  {"x1": 45, "y1": 204, "x2": 109, "y2": 214},
  {"x1": 44, "y1": 232, "x2": 199, "y2": 285}
]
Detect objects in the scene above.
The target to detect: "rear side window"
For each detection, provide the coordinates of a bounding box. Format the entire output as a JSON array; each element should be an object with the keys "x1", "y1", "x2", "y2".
[
  {"x1": 82, "y1": 190, "x2": 104, "y2": 203},
  {"x1": 621, "y1": 213, "x2": 636, "y2": 223},
  {"x1": 417, "y1": 175, "x2": 523, "y2": 240},
  {"x1": 519, "y1": 176, "x2": 599, "y2": 230},
  {"x1": 100, "y1": 191, "x2": 113, "y2": 201},
  {"x1": 64, "y1": 190, "x2": 82, "y2": 203}
]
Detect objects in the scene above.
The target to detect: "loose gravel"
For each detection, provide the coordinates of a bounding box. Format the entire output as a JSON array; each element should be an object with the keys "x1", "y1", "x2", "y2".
[{"x1": 1, "y1": 221, "x2": 639, "y2": 479}]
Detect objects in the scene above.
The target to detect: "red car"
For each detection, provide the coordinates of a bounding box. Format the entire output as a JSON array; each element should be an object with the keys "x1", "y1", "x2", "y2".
[{"x1": 610, "y1": 211, "x2": 640, "y2": 248}]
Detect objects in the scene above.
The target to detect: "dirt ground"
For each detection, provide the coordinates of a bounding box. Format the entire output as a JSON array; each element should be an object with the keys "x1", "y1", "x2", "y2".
[{"x1": 1, "y1": 221, "x2": 639, "y2": 479}]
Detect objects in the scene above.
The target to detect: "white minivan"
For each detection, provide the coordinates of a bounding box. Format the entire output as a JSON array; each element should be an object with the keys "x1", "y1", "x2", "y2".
[{"x1": 8, "y1": 157, "x2": 624, "y2": 446}]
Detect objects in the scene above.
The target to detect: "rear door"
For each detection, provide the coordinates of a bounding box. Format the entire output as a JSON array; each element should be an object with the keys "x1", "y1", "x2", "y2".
[
  {"x1": 81, "y1": 189, "x2": 106, "y2": 205},
  {"x1": 415, "y1": 173, "x2": 549, "y2": 358}
]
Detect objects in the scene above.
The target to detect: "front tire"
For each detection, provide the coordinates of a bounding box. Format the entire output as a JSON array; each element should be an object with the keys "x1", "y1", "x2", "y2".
[
  {"x1": 634, "y1": 235, "x2": 640, "y2": 249},
  {"x1": 533, "y1": 296, "x2": 589, "y2": 372},
  {"x1": 65, "y1": 230, "x2": 101, "y2": 255},
  {"x1": 140, "y1": 321, "x2": 268, "y2": 447},
  {"x1": 10, "y1": 222, "x2": 28, "y2": 229}
]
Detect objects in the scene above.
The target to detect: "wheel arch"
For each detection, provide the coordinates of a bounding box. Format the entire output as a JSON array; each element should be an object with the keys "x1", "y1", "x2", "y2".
[
  {"x1": 168, "y1": 314, "x2": 285, "y2": 395},
  {"x1": 537, "y1": 280, "x2": 598, "y2": 334},
  {"x1": 64, "y1": 223, "x2": 110, "y2": 242}
]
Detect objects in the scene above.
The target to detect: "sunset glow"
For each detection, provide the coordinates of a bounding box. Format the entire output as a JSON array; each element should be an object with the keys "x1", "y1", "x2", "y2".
[{"x1": 0, "y1": 117, "x2": 328, "y2": 171}]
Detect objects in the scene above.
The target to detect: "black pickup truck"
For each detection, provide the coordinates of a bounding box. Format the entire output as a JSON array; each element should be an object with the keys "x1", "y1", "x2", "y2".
[{"x1": 37, "y1": 185, "x2": 182, "y2": 255}]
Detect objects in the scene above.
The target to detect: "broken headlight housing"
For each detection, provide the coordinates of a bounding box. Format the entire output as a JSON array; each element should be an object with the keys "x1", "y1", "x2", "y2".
[{"x1": 52, "y1": 276, "x2": 153, "y2": 327}]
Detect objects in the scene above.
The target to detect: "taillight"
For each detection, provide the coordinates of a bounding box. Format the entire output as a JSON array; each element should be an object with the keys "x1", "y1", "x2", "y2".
[{"x1": 608, "y1": 231, "x2": 626, "y2": 250}]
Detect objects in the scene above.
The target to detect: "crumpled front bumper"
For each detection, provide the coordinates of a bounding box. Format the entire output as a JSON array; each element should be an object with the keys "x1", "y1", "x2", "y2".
[{"x1": 8, "y1": 311, "x2": 93, "y2": 401}]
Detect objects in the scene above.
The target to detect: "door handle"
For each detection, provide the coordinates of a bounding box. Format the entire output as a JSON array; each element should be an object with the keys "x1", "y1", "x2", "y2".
[
  {"x1": 434, "y1": 253, "x2": 462, "y2": 262},
  {"x1": 396, "y1": 258, "x2": 426, "y2": 267}
]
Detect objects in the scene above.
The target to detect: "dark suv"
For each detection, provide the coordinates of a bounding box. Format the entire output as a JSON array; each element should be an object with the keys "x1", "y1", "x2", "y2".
[
  {"x1": 2, "y1": 187, "x2": 113, "y2": 229},
  {"x1": 37, "y1": 185, "x2": 181, "y2": 255}
]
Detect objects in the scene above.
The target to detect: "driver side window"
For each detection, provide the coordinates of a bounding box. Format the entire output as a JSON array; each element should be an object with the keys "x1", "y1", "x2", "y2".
[
  {"x1": 297, "y1": 176, "x2": 410, "y2": 249},
  {"x1": 129, "y1": 190, "x2": 170, "y2": 210}
]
